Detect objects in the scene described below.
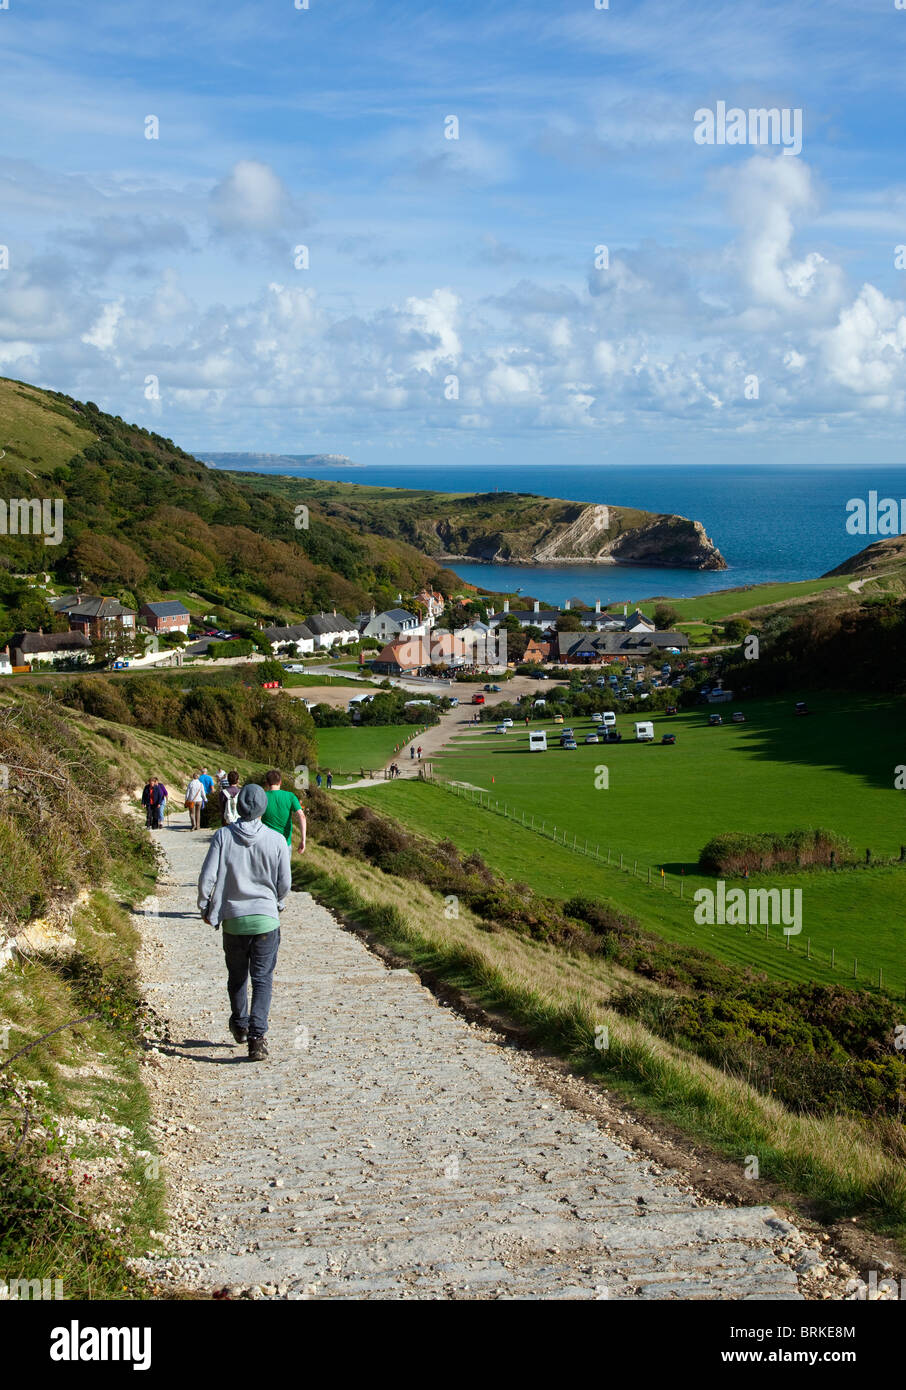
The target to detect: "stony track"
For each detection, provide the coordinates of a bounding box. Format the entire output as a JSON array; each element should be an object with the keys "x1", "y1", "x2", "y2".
[{"x1": 136, "y1": 822, "x2": 811, "y2": 1301}]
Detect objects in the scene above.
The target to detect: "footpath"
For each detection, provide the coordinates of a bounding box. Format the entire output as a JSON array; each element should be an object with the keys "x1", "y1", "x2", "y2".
[{"x1": 134, "y1": 822, "x2": 826, "y2": 1300}]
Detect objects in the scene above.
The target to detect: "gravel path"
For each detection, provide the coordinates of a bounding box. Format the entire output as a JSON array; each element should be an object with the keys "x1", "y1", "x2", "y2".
[{"x1": 136, "y1": 822, "x2": 814, "y2": 1301}]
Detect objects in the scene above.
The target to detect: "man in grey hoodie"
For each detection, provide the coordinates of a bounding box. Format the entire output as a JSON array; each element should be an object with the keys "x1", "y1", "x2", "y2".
[{"x1": 197, "y1": 783, "x2": 291, "y2": 1061}]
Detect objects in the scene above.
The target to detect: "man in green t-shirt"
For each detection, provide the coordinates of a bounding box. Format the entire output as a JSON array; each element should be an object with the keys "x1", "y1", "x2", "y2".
[{"x1": 261, "y1": 770, "x2": 307, "y2": 852}]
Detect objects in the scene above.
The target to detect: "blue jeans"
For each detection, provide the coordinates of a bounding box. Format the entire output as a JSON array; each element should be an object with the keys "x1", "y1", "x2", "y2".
[{"x1": 223, "y1": 928, "x2": 280, "y2": 1039}]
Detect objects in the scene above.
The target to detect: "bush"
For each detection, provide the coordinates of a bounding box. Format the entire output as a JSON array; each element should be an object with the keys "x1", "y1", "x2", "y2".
[{"x1": 698, "y1": 828, "x2": 854, "y2": 875}]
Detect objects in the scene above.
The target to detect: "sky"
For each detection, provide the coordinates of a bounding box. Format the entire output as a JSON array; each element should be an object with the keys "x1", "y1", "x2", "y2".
[{"x1": 2, "y1": 0, "x2": 906, "y2": 467}]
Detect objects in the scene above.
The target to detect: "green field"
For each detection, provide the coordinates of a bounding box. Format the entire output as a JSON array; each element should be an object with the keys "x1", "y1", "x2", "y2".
[
  {"x1": 436, "y1": 693, "x2": 903, "y2": 863},
  {"x1": 342, "y1": 778, "x2": 906, "y2": 993},
  {"x1": 609, "y1": 576, "x2": 853, "y2": 624},
  {"x1": 338, "y1": 692, "x2": 906, "y2": 992},
  {"x1": 314, "y1": 724, "x2": 423, "y2": 774}
]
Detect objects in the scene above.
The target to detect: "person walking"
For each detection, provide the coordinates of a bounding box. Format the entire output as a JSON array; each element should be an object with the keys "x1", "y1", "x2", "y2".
[
  {"x1": 326, "y1": 770, "x2": 333, "y2": 790},
  {"x1": 198, "y1": 767, "x2": 216, "y2": 829},
  {"x1": 197, "y1": 783, "x2": 291, "y2": 1062},
  {"x1": 417, "y1": 745, "x2": 422, "y2": 761},
  {"x1": 261, "y1": 769, "x2": 306, "y2": 852},
  {"x1": 410, "y1": 745, "x2": 415, "y2": 761},
  {"x1": 141, "y1": 775, "x2": 164, "y2": 830},
  {"x1": 184, "y1": 771, "x2": 206, "y2": 830},
  {"x1": 156, "y1": 777, "x2": 168, "y2": 828},
  {"x1": 315, "y1": 772, "x2": 323, "y2": 789},
  {"x1": 220, "y1": 769, "x2": 241, "y2": 825}
]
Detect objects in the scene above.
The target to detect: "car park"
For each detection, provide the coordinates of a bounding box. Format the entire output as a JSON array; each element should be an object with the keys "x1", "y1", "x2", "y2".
[{"x1": 732, "y1": 711, "x2": 746, "y2": 723}]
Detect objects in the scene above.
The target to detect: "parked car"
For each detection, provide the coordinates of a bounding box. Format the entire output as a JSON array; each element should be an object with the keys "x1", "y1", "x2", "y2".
[
  {"x1": 795, "y1": 701, "x2": 810, "y2": 716},
  {"x1": 561, "y1": 736, "x2": 578, "y2": 750},
  {"x1": 552, "y1": 713, "x2": 564, "y2": 724},
  {"x1": 472, "y1": 694, "x2": 485, "y2": 705},
  {"x1": 666, "y1": 705, "x2": 677, "y2": 716},
  {"x1": 603, "y1": 729, "x2": 623, "y2": 743},
  {"x1": 731, "y1": 711, "x2": 746, "y2": 723},
  {"x1": 601, "y1": 712, "x2": 616, "y2": 728},
  {"x1": 708, "y1": 713, "x2": 723, "y2": 726},
  {"x1": 283, "y1": 663, "x2": 306, "y2": 673},
  {"x1": 501, "y1": 718, "x2": 513, "y2": 728},
  {"x1": 562, "y1": 727, "x2": 575, "y2": 737},
  {"x1": 495, "y1": 723, "x2": 509, "y2": 734},
  {"x1": 591, "y1": 712, "x2": 604, "y2": 723},
  {"x1": 585, "y1": 732, "x2": 599, "y2": 744},
  {"x1": 448, "y1": 697, "x2": 459, "y2": 707},
  {"x1": 661, "y1": 733, "x2": 676, "y2": 745}
]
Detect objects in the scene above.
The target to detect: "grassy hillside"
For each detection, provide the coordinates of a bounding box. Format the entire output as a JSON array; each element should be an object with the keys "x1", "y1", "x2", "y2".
[{"x1": 0, "y1": 376, "x2": 452, "y2": 635}]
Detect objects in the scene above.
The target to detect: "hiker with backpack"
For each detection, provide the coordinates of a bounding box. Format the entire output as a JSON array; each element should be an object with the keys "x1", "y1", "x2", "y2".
[
  {"x1": 220, "y1": 769, "x2": 241, "y2": 825},
  {"x1": 197, "y1": 783, "x2": 291, "y2": 1062}
]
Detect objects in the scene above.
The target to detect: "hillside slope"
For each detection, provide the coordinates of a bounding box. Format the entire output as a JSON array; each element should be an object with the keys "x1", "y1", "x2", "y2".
[{"x1": 0, "y1": 378, "x2": 448, "y2": 625}]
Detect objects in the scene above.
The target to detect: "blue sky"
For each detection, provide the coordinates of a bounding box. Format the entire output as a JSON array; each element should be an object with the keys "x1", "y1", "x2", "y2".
[{"x1": 2, "y1": 0, "x2": 906, "y2": 466}]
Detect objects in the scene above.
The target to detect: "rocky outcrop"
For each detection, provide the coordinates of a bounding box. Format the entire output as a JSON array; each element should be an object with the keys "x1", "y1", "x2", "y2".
[{"x1": 428, "y1": 501, "x2": 726, "y2": 571}]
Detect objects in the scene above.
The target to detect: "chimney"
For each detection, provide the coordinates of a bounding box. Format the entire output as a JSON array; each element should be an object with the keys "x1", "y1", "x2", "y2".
[
  {"x1": 503, "y1": 599, "x2": 509, "y2": 613},
  {"x1": 534, "y1": 600, "x2": 540, "y2": 612},
  {"x1": 595, "y1": 599, "x2": 601, "y2": 613}
]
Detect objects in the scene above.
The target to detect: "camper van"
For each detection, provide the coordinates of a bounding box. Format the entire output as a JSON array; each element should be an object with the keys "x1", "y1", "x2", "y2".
[
  {"x1": 601, "y1": 711, "x2": 616, "y2": 728},
  {"x1": 529, "y1": 730, "x2": 548, "y2": 752},
  {"x1": 634, "y1": 721, "x2": 655, "y2": 742}
]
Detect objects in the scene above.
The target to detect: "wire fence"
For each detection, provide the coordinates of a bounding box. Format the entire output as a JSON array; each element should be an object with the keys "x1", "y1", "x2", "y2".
[{"x1": 424, "y1": 773, "x2": 905, "y2": 997}]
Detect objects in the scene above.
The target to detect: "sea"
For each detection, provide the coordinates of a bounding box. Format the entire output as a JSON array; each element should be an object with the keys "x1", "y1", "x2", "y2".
[{"x1": 221, "y1": 461, "x2": 906, "y2": 607}]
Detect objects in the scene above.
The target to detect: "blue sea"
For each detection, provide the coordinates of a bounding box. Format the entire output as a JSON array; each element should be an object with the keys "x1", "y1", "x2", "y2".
[{"x1": 229, "y1": 461, "x2": 906, "y2": 606}]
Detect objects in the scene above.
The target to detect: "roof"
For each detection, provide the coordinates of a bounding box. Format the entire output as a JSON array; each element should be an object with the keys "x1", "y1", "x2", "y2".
[
  {"x1": 49, "y1": 594, "x2": 82, "y2": 612},
  {"x1": 264, "y1": 623, "x2": 314, "y2": 642},
  {"x1": 305, "y1": 612, "x2": 356, "y2": 635},
  {"x1": 12, "y1": 630, "x2": 91, "y2": 654},
  {"x1": 141, "y1": 600, "x2": 190, "y2": 618},
  {"x1": 377, "y1": 608, "x2": 418, "y2": 624},
  {"x1": 558, "y1": 630, "x2": 689, "y2": 657},
  {"x1": 68, "y1": 597, "x2": 136, "y2": 619}
]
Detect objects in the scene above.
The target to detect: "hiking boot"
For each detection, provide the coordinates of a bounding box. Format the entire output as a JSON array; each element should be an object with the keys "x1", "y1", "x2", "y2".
[
  {"x1": 229, "y1": 1021, "x2": 248, "y2": 1045},
  {"x1": 248, "y1": 1035, "x2": 269, "y2": 1062}
]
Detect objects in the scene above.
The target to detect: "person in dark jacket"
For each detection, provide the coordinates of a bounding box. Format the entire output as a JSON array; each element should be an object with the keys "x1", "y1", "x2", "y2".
[{"x1": 141, "y1": 776, "x2": 164, "y2": 830}]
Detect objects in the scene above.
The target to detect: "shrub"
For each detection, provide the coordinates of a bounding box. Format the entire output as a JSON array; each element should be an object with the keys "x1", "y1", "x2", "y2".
[{"x1": 698, "y1": 828, "x2": 854, "y2": 875}]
